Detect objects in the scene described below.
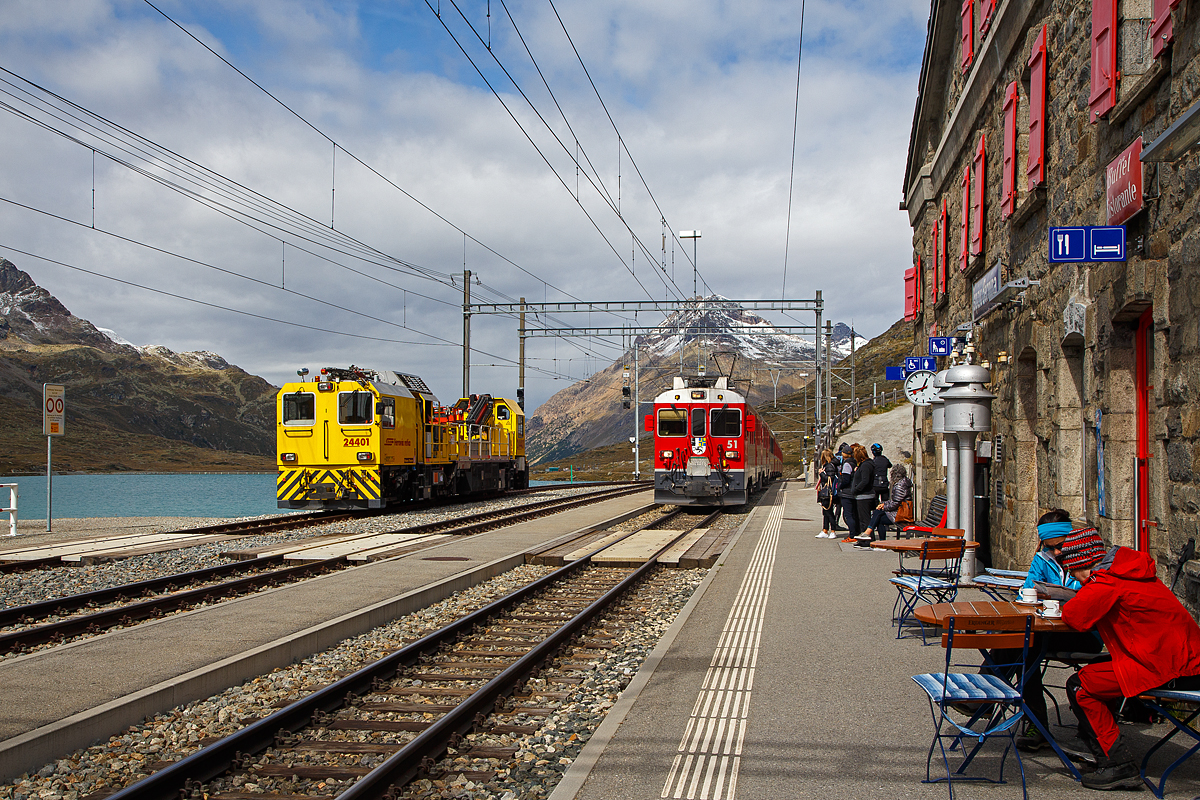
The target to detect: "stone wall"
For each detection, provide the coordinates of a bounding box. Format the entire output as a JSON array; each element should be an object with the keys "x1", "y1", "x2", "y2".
[{"x1": 903, "y1": 0, "x2": 1200, "y2": 608}]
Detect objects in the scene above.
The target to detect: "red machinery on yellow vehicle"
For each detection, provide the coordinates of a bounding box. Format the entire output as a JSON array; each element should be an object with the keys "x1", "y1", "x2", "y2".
[{"x1": 276, "y1": 366, "x2": 526, "y2": 510}]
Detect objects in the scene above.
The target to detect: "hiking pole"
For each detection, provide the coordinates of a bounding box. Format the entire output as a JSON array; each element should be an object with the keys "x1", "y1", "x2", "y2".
[{"x1": 1170, "y1": 537, "x2": 1195, "y2": 592}]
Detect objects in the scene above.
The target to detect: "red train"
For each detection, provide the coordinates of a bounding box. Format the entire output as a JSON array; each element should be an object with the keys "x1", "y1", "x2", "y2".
[{"x1": 646, "y1": 375, "x2": 783, "y2": 505}]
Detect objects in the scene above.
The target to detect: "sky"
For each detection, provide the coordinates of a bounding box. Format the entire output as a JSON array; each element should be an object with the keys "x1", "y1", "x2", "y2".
[{"x1": 0, "y1": 0, "x2": 929, "y2": 412}]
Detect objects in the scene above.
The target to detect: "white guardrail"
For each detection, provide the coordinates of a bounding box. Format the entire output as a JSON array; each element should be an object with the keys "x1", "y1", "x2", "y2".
[{"x1": 1, "y1": 483, "x2": 16, "y2": 537}]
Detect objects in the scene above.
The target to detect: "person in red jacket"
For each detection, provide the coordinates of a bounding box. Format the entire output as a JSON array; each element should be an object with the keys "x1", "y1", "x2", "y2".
[{"x1": 1061, "y1": 528, "x2": 1200, "y2": 790}]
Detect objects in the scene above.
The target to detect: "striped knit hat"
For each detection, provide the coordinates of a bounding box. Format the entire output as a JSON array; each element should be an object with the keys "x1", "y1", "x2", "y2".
[{"x1": 1062, "y1": 527, "x2": 1106, "y2": 571}]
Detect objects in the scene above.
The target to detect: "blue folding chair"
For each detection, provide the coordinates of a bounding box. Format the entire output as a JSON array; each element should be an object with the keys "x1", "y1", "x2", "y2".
[
  {"x1": 912, "y1": 614, "x2": 1034, "y2": 799},
  {"x1": 1137, "y1": 686, "x2": 1200, "y2": 798},
  {"x1": 891, "y1": 539, "x2": 966, "y2": 643},
  {"x1": 972, "y1": 574, "x2": 1024, "y2": 600}
]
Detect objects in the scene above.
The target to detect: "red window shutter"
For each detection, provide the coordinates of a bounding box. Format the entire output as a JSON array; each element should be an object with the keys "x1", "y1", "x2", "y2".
[
  {"x1": 1150, "y1": 0, "x2": 1174, "y2": 59},
  {"x1": 1002, "y1": 82, "x2": 1018, "y2": 218},
  {"x1": 1027, "y1": 27, "x2": 1047, "y2": 190},
  {"x1": 941, "y1": 200, "x2": 949, "y2": 294},
  {"x1": 980, "y1": 0, "x2": 997, "y2": 34},
  {"x1": 904, "y1": 267, "x2": 917, "y2": 321},
  {"x1": 971, "y1": 135, "x2": 985, "y2": 256},
  {"x1": 959, "y1": 165, "x2": 970, "y2": 271},
  {"x1": 931, "y1": 222, "x2": 940, "y2": 302},
  {"x1": 960, "y1": 0, "x2": 975, "y2": 73},
  {"x1": 1089, "y1": 0, "x2": 1117, "y2": 123}
]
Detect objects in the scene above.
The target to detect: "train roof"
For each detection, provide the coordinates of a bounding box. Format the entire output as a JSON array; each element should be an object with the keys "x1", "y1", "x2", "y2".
[{"x1": 652, "y1": 375, "x2": 747, "y2": 403}]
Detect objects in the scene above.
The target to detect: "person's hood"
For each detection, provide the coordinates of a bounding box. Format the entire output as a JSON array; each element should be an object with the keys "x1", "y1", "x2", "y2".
[{"x1": 1097, "y1": 546, "x2": 1157, "y2": 581}]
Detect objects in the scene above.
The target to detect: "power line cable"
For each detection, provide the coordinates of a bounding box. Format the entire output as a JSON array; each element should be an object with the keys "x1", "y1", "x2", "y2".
[{"x1": 781, "y1": 1, "x2": 806, "y2": 302}]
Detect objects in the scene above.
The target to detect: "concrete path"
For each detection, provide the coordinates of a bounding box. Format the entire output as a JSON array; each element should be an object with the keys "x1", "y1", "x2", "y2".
[{"x1": 556, "y1": 482, "x2": 1200, "y2": 799}]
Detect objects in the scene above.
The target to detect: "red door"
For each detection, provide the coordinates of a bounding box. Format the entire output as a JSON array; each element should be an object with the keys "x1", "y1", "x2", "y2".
[{"x1": 1135, "y1": 308, "x2": 1152, "y2": 552}]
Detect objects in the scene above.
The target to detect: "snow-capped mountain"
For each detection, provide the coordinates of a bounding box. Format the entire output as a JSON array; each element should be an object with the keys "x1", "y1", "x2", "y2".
[{"x1": 525, "y1": 296, "x2": 864, "y2": 465}]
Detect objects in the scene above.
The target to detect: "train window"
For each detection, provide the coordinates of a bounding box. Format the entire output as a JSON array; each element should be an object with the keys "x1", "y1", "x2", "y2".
[
  {"x1": 379, "y1": 398, "x2": 396, "y2": 429},
  {"x1": 338, "y1": 391, "x2": 374, "y2": 425},
  {"x1": 691, "y1": 408, "x2": 706, "y2": 437},
  {"x1": 496, "y1": 404, "x2": 510, "y2": 421},
  {"x1": 711, "y1": 408, "x2": 742, "y2": 437},
  {"x1": 282, "y1": 392, "x2": 315, "y2": 426},
  {"x1": 657, "y1": 409, "x2": 687, "y2": 437}
]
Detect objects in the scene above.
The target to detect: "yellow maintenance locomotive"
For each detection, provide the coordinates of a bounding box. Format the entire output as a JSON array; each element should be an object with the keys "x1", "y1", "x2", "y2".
[{"x1": 276, "y1": 366, "x2": 526, "y2": 510}]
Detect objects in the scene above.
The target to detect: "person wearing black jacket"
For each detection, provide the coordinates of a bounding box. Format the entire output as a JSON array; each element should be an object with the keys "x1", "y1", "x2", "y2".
[
  {"x1": 870, "y1": 443, "x2": 892, "y2": 505},
  {"x1": 848, "y1": 444, "x2": 875, "y2": 547}
]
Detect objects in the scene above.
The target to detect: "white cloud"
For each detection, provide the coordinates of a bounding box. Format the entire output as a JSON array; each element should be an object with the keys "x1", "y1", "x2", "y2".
[{"x1": 0, "y1": 0, "x2": 926, "y2": 410}]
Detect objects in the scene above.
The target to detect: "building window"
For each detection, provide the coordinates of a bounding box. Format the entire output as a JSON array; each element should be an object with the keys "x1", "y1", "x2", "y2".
[
  {"x1": 1150, "y1": 0, "x2": 1179, "y2": 59},
  {"x1": 905, "y1": 265, "x2": 918, "y2": 321},
  {"x1": 971, "y1": 135, "x2": 986, "y2": 256},
  {"x1": 960, "y1": 0, "x2": 975, "y2": 73},
  {"x1": 959, "y1": 164, "x2": 970, "y2": 271},
  {"x1": 941, "y1": 200, "x2": 950, "y2": 293},
  {"x1": 931, "y1": 221, "x2": 940, "y2": 303},
  {"x1": 980, "y1": 0, "x2": 997, "y2": 35}
]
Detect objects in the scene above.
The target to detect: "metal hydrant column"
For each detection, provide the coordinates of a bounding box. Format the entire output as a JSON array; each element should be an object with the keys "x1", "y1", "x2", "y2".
[{"x1": 940, "y1": 364, "x2": 996, "y2": 581}]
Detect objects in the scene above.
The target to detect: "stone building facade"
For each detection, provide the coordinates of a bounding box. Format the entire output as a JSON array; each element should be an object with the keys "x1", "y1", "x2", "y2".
[{"x1": 901, "y1": 0, "x2": 1199, "y2": 604}]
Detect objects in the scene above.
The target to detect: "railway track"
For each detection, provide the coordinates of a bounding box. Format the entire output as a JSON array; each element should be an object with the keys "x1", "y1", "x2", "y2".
[
  {"x1": 0, "y1": 483, "x2": 650, "y2": 654},
  {"x1": 103, "y1": 510, "x2": 709, "y2": 800}
]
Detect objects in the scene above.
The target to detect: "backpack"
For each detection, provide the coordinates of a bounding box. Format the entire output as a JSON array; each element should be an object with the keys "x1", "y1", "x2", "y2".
[{"x1": 817, "y1": 474, "x2": 834, "y2": 506}]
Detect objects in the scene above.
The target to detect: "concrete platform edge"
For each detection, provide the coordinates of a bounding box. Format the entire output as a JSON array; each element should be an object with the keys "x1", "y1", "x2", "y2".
[
  {"x1": 547, "y1": 484, "x2": 783, "y2": 800},
  {"x1": 0, "y1": 502, "x2": 650, "y2": 781}
]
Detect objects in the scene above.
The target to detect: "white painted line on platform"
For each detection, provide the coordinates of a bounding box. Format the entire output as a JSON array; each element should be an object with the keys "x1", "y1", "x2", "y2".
[{"x1": 661, "y1": 493, "x2": 783, "y2": 800}]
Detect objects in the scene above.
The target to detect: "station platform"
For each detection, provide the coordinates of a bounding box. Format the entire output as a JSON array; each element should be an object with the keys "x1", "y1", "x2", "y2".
[
  {"x1": 552, "y1": 482, "x2": 1200, "y2": 800},
  {"x1": 0, "y1": 490, "x2": 653, "y2": 782}
]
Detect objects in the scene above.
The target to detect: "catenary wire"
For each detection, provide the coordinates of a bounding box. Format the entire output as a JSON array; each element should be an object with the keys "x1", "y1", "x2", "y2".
[{"x1": 781, "y1": 2, "x2": 806, "y2": 302}]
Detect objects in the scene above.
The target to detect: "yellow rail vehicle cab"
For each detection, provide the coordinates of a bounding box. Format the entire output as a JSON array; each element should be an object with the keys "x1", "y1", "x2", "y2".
[{"x1": 277, "y1": 367, "x2": 527, "y2": 510}]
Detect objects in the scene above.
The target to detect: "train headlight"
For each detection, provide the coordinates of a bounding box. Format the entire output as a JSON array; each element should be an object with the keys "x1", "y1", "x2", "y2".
[
  {"x1": 660, "y1": 450, "x2": 674, "y2": 460},
  {"x1": 317, "y1": 381, "x2": 333, "y2": 392},
  {"x1": 281, "y1": 453, "x2": 297, "y2": 463},
  {"x1": 725, "y1": 451, "x2": 741, "y2": 460},
  {"x1": 357, "y1": 451, "x2": 374, "y2": 462}
]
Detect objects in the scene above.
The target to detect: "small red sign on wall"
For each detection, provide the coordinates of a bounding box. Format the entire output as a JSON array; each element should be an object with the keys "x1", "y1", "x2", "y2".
[{"x1": 1106, "y1": 138, "x2": 1143, "y2": 226}]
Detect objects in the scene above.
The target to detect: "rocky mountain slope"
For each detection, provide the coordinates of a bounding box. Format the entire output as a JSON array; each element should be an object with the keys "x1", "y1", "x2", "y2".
[
  {"x1": 0, "y1": 258, "x2": 277, "y2": 473},
  {"x1": 525, "y1": 298, "x2": 864, "y2": 465}
]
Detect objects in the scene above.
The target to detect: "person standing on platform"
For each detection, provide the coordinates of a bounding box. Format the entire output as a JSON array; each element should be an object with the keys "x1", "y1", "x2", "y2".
[
  {"x1": 849, "y1": 444, "x2": 875, "y2": 548},
  {"x1": 815, "y1": 449, "x2": 838, "y2": 538},
  {"x1": 870, "y1": 443, "x2": 892, "y2": 505},
  {"x1": 1061, "y1": 528, "x2": 1200, "y2": 790}
]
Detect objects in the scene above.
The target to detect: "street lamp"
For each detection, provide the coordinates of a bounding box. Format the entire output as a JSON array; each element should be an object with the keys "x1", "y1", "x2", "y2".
[{"x1": 678, "y1": 230, "x2": 701, "y2": 298}]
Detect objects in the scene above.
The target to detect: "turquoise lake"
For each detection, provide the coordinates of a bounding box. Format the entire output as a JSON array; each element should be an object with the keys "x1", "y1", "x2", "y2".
[{"x1": 1, "y1": 474, "x2": 569, "y2": 519}]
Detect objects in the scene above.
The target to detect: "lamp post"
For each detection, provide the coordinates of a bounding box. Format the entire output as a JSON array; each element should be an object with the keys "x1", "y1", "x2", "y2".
[{"x1": 678, "y1": 230, "x2": 701, "y2": 298}]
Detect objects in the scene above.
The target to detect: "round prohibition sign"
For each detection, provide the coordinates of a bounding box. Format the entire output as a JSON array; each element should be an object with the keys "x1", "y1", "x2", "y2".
[{"x1": 46, "y1": 398, "x2": 63, "y2": 413}]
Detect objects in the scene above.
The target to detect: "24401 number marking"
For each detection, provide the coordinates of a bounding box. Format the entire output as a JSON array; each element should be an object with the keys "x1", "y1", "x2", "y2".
[{"x1": 343, "y1": 437, "x2": 370, "y2": 447}]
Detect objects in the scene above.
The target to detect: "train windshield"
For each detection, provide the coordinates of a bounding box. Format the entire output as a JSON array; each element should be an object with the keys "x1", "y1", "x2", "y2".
[
  {"x1": 338, "y1": 391, "x2": 374, "y2": 425},
  {"x1": 711, "y1": 408, "x2": 742, "y2": 437},
  {"x1": 282, "y1": 392, "x2": 315, "y2": 426},
  {"x1": 691, "y1": 408, "x2": 706, "y2": 437},
  {"x1": 657, "y1": 409, "x2": 687, "y2": 437}
]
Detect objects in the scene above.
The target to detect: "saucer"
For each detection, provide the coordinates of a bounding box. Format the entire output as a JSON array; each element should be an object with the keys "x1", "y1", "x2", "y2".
[
  {"x1": 1037, "y1": 609, "x2": 1062, "y2": 618},
  {"x1": 1013, "y1": 600, "x2": 1040, "y2": 607}
]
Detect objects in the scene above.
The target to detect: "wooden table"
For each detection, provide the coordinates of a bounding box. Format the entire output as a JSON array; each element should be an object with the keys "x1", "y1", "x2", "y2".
[
  {"x1": 871, "y1": 538, "x2": 979, "y2": 553},
  {"x1": 913, "y1": 599, "x2": 1072, "y2": 632}
]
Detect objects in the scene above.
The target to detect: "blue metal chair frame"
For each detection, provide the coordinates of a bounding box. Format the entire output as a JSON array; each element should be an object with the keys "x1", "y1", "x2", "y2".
[
  {"x1": 972, "y1": 574, "x2": 1024, "y2": 600},
  {"x1": 1137, "y1": 688, "x2": 1200, "y2": 798},
  {"x1": 890, "y1": 539, "x2": 966, "y2": 644},
  {"x1": 912, "y1": 615, "x2": 1034, "y2": 799}
]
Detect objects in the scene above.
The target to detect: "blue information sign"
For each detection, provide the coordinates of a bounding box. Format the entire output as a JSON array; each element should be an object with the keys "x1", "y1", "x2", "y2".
[
  {"x1": 905, "y1": 357, "x2": 922, "y2": 373},
  {"x1": 885, "y1": 366, "x2": 905, "y2": 381},
  {"x1": 928, "y1": 337, "x2": 951, "y2": 357},
  {"x1": 920, "y1": 357, "x2": 937, "y2": 371},
  {"x1": 1049, "y1": 226, "x2": 1126, "y2": 263}
]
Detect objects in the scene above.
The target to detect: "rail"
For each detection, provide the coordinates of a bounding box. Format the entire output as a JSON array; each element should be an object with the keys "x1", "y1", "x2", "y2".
[{"x1": 817, "y1": 390, "x2": 902, "y2": 454}]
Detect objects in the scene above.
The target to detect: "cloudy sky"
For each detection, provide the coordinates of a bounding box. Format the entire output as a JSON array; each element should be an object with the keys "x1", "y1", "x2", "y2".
[{"x1": 0, "y1": 0, "x2": 927, "y2": 411}]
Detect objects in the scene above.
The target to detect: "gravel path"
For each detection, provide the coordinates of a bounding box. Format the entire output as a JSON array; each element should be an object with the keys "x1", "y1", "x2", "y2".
[{"x1": 830, "y1": 404, "x2": 915, "y2": 464}]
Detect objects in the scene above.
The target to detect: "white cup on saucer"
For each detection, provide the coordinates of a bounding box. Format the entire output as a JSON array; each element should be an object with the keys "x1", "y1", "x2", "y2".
[
  {"x1": 1018, "y1": 587, "x2": 1038, "y2": 604},
  {"x1": 1042, "y1": 599, "x2": 1061, "y2": 617}
]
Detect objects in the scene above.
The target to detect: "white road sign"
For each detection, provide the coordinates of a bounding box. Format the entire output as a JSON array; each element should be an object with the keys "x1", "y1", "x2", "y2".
[{"x1": 43, "y1": 384, "x2": 65, "y2": 436}]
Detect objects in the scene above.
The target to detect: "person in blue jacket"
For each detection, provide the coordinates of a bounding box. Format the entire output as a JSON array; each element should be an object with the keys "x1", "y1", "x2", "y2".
[{"x1": 1010, "y1": 509, "x2": 1103, "y2": 752}]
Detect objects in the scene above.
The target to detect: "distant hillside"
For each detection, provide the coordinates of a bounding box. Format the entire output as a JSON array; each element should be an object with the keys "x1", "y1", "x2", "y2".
[
  {"x1": 531, "y1": 316, "x2": 911, "y2": 480},
  {"x1": 0, "y1": 258, "x2": 276, "y2": 473}
]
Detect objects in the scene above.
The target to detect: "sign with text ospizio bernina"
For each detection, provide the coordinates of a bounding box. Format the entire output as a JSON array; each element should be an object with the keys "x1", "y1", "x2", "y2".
[
  {"x1": 43, "y1": 383, "x2": 65, "y2": 436},
  {"x1": 1106, "y1": 137, "x2": 1143, "y2": 226}
]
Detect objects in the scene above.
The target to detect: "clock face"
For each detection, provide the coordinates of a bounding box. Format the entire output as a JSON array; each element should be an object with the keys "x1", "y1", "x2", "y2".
[{"x1": 904, "y1": 370, "x2": 939, "y2": 406}]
